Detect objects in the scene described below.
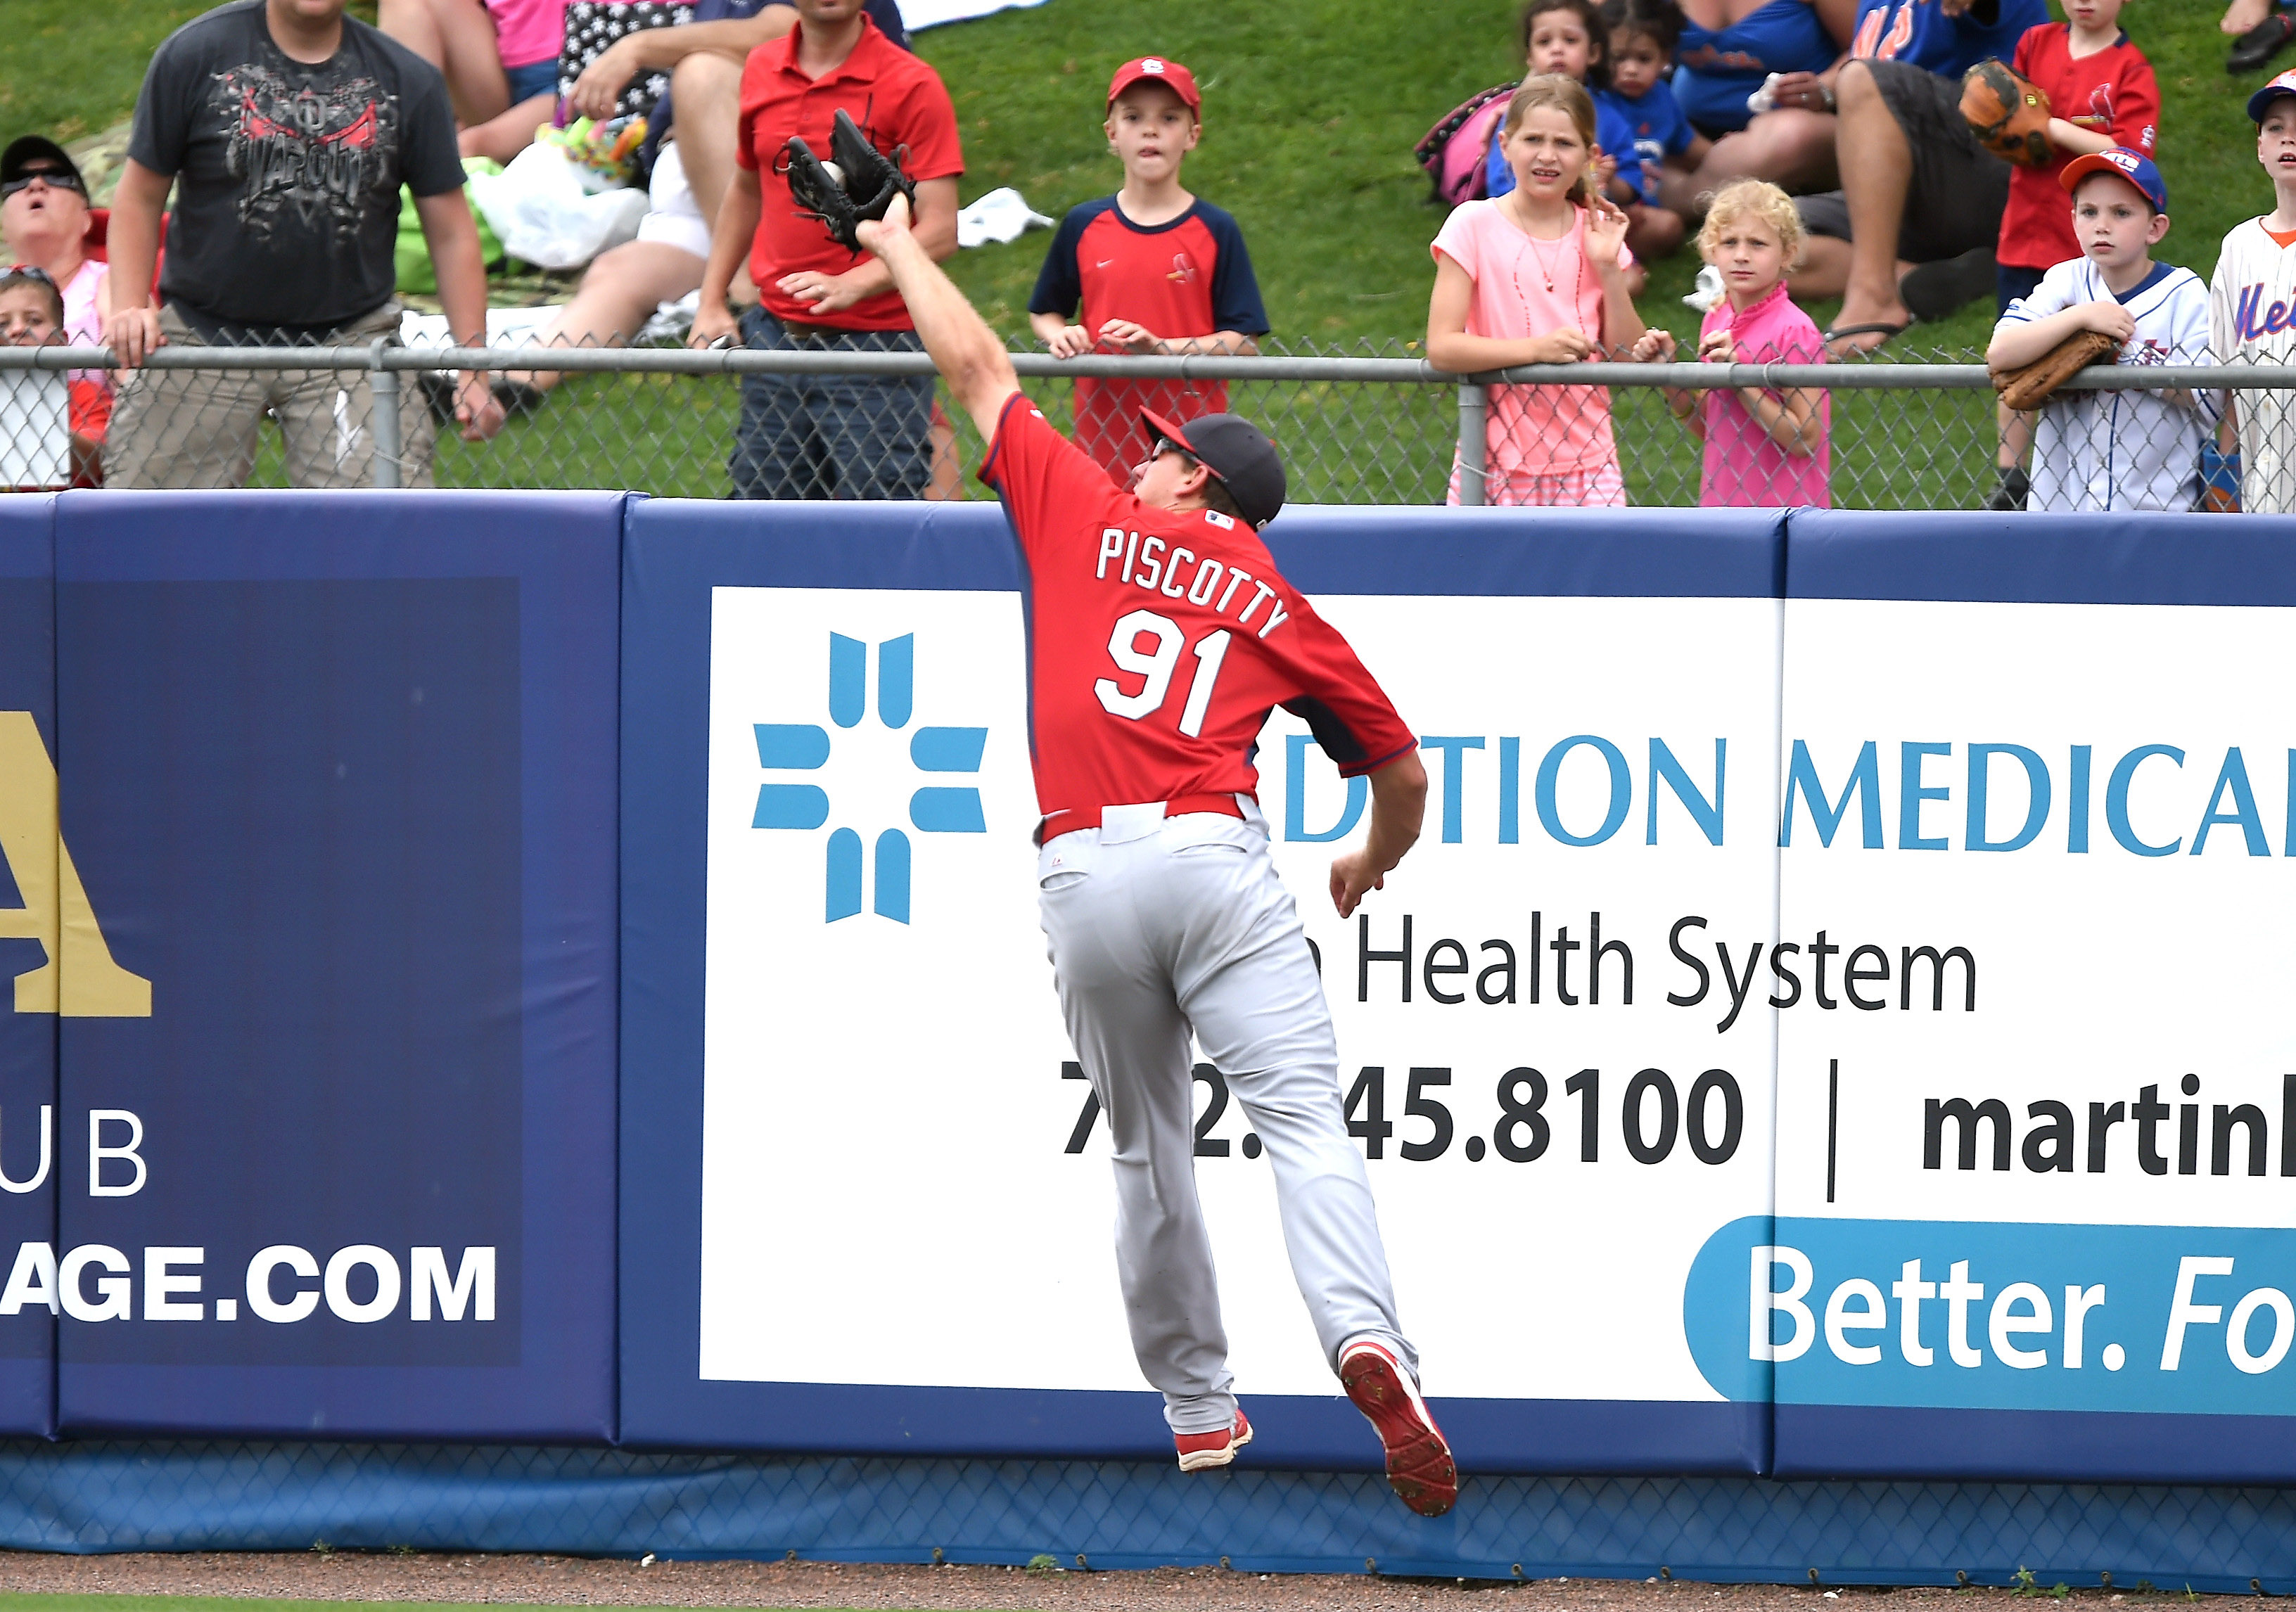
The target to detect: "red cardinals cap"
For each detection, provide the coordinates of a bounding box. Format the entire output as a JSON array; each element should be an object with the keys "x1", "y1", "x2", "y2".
[
  {"x1": 2250, "y1": 68, "x2": 2296, "y2": 122},
  {"x1": 1141, "y1": 408, "x2": 1285, "y2": 530},
  {"x1": 1106, "y1": 56, "x2": 1202, "y2": 116},
  {"x1": 2058, "y1": 146, "x2": 2168, "y2": 212}
]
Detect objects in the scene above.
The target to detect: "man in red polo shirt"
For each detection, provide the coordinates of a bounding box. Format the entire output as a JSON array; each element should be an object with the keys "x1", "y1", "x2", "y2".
[{"x1": 688, "y1": 0, "x2": 960, "y2": 499}]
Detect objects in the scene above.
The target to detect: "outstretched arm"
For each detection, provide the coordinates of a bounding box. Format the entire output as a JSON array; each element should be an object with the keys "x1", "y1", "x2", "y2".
[
  {"x1": 1329, "y1": 750, "x2": 1428, "y2": 919},
  {"x1": 857, "y1": 193, "x2": 1019, "y2": 440}
]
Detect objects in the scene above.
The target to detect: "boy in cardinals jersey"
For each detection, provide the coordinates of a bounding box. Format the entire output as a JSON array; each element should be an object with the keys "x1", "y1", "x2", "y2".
[
  {"x1": 2212, "y1": 68, "x2": 2296, "y2": 513},
  {"x1": 1986, "y1": 0, "x2": 2160, "y2": 511},
  {"x1": 1029, "y1": 57, "x2": 1271, "y2": 484},
  {"x1": 865, "y1": 193, "x2": 1455, "y2": 1518}
]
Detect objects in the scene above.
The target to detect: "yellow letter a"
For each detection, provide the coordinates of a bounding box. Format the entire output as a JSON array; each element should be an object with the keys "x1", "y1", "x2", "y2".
[{"x1": 0, "y1": 710, "x2": 151, "y2": 1016}]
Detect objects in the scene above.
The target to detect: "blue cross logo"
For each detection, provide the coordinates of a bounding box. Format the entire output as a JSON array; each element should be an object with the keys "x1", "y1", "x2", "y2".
[{"x1": 751, "y1": 632, "x2": 988, "y2": 923}]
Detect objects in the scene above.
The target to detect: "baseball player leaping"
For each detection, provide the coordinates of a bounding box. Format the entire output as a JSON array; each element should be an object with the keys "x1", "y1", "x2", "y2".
[{"x1": 853, "y1": 196, "x2": 1455, "y2": 1518}]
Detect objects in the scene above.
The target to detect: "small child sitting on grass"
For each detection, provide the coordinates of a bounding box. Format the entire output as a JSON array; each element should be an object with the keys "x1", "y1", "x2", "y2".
[
  {"x1": 1600, "y1": 0, "x2": 1704, "y2": 262},
  {"x1": 1633, "y1": 179, "x2": 1828, "y2": 508},
  {"x1": 1991, "y1": 148, "x2": 2210, "y2": 513}
]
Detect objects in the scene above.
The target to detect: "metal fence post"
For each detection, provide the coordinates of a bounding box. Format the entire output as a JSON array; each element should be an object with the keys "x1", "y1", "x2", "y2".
[
  {"x1": 1455, "y1": 380, "x2": 1486, "y2": 506},
  {"x1": 369, "y1": 338, "x2": 402, "y2": 490}
]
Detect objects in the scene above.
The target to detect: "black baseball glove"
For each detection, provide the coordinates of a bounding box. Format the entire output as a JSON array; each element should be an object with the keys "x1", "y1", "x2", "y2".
[{"x1": 783, "y1": 108, "x2": 917, "y2": 253}]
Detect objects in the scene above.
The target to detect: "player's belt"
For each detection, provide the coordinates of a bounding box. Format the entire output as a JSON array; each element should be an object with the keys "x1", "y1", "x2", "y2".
[{"x1": 1036, "y1": 793, "x2": 1250, "y2": 844}]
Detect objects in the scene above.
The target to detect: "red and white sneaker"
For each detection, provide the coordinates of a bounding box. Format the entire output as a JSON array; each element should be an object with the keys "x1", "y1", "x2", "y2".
[
  {"x1": 1339, "y1": 1339, "x2": 1457, "y2": 1517},
  {"x1": 1173, "y1": 1409, "x2": 1254, "y2": 1472}
]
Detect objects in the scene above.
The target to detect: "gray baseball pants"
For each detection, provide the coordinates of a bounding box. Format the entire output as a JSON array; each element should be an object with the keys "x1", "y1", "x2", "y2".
[{"x1": 1038, "y1": 799, "x2": 1417, "y2": 1435}]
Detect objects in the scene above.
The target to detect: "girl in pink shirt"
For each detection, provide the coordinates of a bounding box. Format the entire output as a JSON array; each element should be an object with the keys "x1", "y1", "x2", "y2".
[
  {"x1": 1427, "y1": 76, "x2": 1650, "y2": 507},
  {"x1": 1635, "y1": 179, "x2": 1830, "y2": 507}
]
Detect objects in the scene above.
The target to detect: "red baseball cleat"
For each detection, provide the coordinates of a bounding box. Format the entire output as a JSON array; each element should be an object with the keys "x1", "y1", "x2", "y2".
[
  {"x1": 1173, "y1": 1408, "x2": 1254, "y2": 1472},
  {"x1": 1339, "y1": 1339, "x2": 1457, "y2": 1517}
]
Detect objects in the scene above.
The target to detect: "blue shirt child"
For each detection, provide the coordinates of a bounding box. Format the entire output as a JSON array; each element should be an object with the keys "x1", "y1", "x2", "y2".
[{"x1": 1602, "y1": 79, "x2": 1694, "y2": 204}]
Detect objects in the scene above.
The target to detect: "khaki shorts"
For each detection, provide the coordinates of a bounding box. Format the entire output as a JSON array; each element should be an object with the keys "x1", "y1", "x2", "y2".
[{"x1": 107, "y1": 302, "x2": 438, "y2": 490}]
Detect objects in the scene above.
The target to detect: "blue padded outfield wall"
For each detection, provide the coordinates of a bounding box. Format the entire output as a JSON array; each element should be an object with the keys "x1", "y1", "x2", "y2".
[{"x1": 1, "y1": 491, "x2": 2295, "y2": 1585}]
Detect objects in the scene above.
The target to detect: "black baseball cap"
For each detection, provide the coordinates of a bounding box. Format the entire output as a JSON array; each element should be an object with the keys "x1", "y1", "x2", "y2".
[
  {"x1": 1140, "y1": 408, "x2": 1287, "y2": 530},
  {"x1": 1, "y1": 136, "x2": 87, "y2": 194}
]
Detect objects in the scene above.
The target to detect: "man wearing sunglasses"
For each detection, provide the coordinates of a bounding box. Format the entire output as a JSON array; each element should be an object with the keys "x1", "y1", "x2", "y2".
[{"x1": 1, "y1": 138, "x2": 108, "y2": 358}]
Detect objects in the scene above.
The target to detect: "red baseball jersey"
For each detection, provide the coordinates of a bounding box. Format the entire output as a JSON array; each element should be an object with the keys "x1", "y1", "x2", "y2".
[
  {"x1": 978, "y1": 393, "x2": 1415, "y2": 829},
  {"x1": 1996, "y1": 24, "x2": 2160, "y2": 272},
  {"x1": 1028, "y1": 198, "x2": 1270, "y2": 483},
  {"x1": 735, "y1": 14, "x2": 963, "y2": 330}
]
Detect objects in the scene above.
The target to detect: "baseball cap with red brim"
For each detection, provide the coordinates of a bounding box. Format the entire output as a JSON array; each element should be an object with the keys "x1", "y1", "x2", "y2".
[
  {"x1": 1141, "y1": 407, "x2": 1286, "y2": 530},
  {"x1": 2251, "y1": 68, "x2": 2296, "y2": 122},
  {"x1": 1107, "y1": 56, "x2": 1201, "y2": 116},
  {"x1": 2059, "y1": 146, "x2": 2168, "y2": 212}
]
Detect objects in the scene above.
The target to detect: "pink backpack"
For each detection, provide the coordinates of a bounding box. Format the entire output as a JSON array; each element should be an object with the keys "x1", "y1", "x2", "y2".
[{"x1": 1414, "y1": 82, "x2": 1517, "y2": 206}]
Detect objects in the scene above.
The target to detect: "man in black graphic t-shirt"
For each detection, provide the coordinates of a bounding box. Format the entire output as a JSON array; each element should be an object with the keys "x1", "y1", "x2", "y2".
[{"x1": 105, "y1": 0, "x2": 505, "y2": 488}]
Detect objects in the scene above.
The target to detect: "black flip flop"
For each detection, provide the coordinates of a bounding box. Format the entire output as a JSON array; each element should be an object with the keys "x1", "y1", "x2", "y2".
[
  {"x1": 1900, "y1": 248, "x2": 1997, "y2": 323},
  {"x1": 2231, "y1": 11, "x2": 2296, "y2": 74},
  {"x1": 1822, "y1": 320, "x2": 1912, "y2": 356}
]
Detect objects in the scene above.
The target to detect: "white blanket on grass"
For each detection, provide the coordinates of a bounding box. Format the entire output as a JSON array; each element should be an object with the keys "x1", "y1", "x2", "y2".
[{"x1": 905, "y1": 0, "x2": 1047, "y2": 27}]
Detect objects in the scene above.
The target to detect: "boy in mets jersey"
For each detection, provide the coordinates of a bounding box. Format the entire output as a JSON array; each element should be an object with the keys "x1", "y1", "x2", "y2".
[
  {"x1": 1989, "y1": 148, "x2": 2211, "y2": 513},
  {"x1": 1028, "y1": 57, "x2": 1271, "y2": 485},
  {"x1": 2212, "y1": 68, "x2": 2296, "y2": 513}
]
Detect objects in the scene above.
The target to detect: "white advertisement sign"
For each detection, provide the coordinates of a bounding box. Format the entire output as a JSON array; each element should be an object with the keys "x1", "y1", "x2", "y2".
[
  {"x1": 700, "y1": 585, "x2": 1780, "y2": 1407},
  {"x1": 1727, "y1": 599, "x2": 2296, "y2": 1419}
]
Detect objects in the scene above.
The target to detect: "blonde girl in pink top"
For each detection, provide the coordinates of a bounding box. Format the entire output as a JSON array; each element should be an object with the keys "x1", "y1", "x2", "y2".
[
  {"x1": 1634, "y1": 179, "x2": 1831, "y2": 507},
  {"x1": 1427, "y1": 76, "x2": 1650, "y2": 507}
]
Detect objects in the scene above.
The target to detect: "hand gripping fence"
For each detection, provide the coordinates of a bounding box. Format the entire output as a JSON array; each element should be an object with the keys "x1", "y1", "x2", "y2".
[{"x1": 3, "y1": 338, "x2": 2285, "y2": 509}]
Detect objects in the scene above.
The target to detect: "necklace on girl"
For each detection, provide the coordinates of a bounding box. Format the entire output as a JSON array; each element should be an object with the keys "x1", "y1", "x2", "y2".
[
  {"x1": 1505, "y1": 191, "x2": 1573, "y2": 291},
  {"x1": 1524, "y1": 227, "x2": 1568, "y2": 292}
]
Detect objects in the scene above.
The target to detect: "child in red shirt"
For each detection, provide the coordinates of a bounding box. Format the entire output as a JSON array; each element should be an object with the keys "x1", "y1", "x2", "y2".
[
  {"x1": 0, "y1": 267, "x2": 105, "y2": 487},
  {"x1": 1986, "y1": 0, "x2": 2159, "y2": 508},
  {"x1": 1028, "y1": 57, "x2": 1271, "y2": 485}
]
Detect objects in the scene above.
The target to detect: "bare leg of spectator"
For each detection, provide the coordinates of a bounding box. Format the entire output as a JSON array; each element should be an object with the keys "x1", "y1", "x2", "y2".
[
  {"x1": 1790, "y1": 236, "x2": 1912, "y2": 300},
  {"x1": 1626, "y1": 203, "x2": 1683, "y2": 264},
  {"x1": 1657, "y1": 109, "x2": 1836, "y2": 219},
  {"x1": 381, "y1": 0, "x2": 511, "y2": 129},
  {"x1": 459, "y1": 91, "x2": 557, "y2": 163},
  {"x1": 1991, "y1": 400, "x2": 2033, "y2": 506},
  {"x1": 2227, "y1": 0, "x2": 2271, "y2": 32},
  {"x1": 926, "y1": 401, "x2": 961, "y2": 500},
  {"x1": 1814, "y1": 63, "x2": 1913, "y2": 356},
  {"x1": 504, "y1": 241, "x2": 707, "y2": 396},
  {"x1": 668, "y1": 52, "x2": 746, "y2": 225}
]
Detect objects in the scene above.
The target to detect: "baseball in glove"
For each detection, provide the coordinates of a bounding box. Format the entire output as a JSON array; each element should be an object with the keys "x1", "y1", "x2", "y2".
[
  {"x1": 1960, "y1": 58, "x2": 2053, "y2": 167},
  {"x1": 1991, "y1": 328, "x2": 2119, "y2": 412},
  {"x1": 783, "y1": 108, "x2": 917, "y2": 253}
]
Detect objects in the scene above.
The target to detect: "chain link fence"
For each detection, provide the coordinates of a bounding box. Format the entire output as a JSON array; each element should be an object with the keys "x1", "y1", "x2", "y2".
[{"x1": 2, "y1": 333, "x2": 2281, "y2": 511}]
